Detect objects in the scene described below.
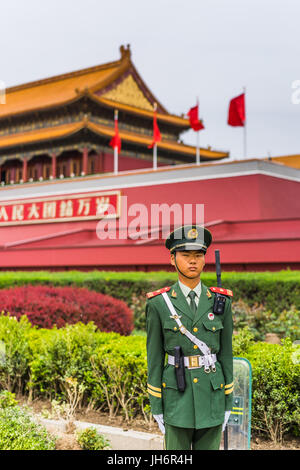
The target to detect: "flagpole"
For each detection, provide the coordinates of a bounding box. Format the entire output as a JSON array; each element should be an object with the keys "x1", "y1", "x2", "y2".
[
  {"x1": 114, "y1": 146, "x2": 118, "y2": 174},
  {"x1": 243, "y1": 87, "x2": 247, "y2": 160},
  {"x1": 196, "y1": 131, "x2": 200, "y2": 165},
  {"x1": 153, "y1": 103, "x2": 157, "y2": 170},
  {"x1": 196, "y1": 96, "x2": 200, "y2": 164},
  {"x1": 153, "y1": 143, "x2": 157, "y2": 170},
  {"x1": 114, "y1": 110, "x2": 119, "y2": 174}
]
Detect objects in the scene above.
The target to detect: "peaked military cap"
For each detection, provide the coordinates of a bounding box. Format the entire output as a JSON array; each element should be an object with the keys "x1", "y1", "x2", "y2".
[{"x1": 165, "y1": 225, "x2": 212, "y2": 254}]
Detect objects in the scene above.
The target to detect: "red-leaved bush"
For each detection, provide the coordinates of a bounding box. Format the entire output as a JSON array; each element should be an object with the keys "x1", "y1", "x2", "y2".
[{"x1": 0, "y1": 285, "x2": 134, "y2": 335}]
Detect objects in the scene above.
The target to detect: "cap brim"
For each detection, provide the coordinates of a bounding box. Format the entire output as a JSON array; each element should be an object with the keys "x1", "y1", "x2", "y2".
[{"x1": 170, "y1": 243, "x2": 207, "y2": 253}]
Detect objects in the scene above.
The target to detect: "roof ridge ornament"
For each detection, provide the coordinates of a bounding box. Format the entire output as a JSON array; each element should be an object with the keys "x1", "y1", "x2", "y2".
[{"x1": 120, "y1": 44, "x2": 131, "y2": 60}]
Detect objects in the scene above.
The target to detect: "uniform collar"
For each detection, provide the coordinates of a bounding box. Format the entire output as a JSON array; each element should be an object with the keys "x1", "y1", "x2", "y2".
[
  {"x1": 169, "y1": 280, "x2": 214, "y2": 324},
  {"x1": 178, "y1": 280, "x2": 202, "y2": 299}
]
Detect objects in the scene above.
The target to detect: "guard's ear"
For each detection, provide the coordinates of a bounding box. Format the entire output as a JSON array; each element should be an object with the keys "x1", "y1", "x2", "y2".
[{"x1": 170, "y1": 253, "x2": 175, "y2": 266}]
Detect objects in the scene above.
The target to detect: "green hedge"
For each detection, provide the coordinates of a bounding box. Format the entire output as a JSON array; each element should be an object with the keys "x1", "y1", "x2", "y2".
[
  {"x1": 0, "y1": 406, "x2": 56, "y2": 450},
  {"x1": 0, "y1": 269, "x2": 299, "y2": 312},
  {"x1": 232, "y1": 329, "x2": 300, "y2": 442},
  {"x1": 0, "y1": 391, "x2": 56, "y2": 450},
  {"x1": 0, "y1": 270, "x2": 299, "y2": 339},
  {"x1": 0, "y1": 314, "x2": 299, "y2": 442}
]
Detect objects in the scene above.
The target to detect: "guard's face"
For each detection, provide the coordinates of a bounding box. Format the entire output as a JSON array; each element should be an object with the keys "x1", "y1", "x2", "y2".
[{"x1": 170, "y1": 250, "x2": 205, "y2": 278}]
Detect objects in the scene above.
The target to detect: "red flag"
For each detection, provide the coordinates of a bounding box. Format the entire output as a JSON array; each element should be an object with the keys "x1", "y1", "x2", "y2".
[
  {"x1": 109, "y1": 110, "x2": 121, "y2": 152},
  {"x1": 148, "y1": 107, "x2": 161, "y2": 148},
  {"x1": 187, "y1": 104, "x2": 205, "y2": 131},
  {"x1": 227, "y1": 93, "x2": 245, "y2": 127}
]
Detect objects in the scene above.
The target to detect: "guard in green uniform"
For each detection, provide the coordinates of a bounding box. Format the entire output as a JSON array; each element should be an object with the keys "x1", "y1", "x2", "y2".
[{"x1": 146, "y1": 225, "x2": 233, "y2": 450}]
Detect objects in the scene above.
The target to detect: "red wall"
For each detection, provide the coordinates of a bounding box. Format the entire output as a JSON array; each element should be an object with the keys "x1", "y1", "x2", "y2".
[
  {"x1": 101, "y1": 152, "x2": 166, "y2": 173},
  {"x1": 0, "y1": 172, "x2": 299, "y2": 271},
  {"x1": 119, "y1": 174, "x2": 300, "y2": 223}
]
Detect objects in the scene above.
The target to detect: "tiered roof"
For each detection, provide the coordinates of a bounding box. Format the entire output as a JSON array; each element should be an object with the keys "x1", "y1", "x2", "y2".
[{"x1": 0, "y1": 45, "x2": 229, "y2": 160}]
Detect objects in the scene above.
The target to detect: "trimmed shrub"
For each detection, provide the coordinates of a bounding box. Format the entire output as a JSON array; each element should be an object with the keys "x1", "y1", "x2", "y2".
[
  {"x1": 232, "y1": 300, "x2": 300, "y2": 342},
  {"x1": 27, "y1": 322, "x2": 121, "y2": 400},
  {"x1": 0, "y1": 269, "x2": 298, "y2": 313},
  {"x1": 76, "y1": 427, "x2": 111, "y2": 450},
  {"x1": 0, "y1": 315, "x2": 32, "y2": 394},
  {"x1": 0, "y1": 285, "x2": 133, "y2": 335},
  {"x1": 0, "y1": 270, "x2": 298, "y2": 339},
  {"x1": 0, "y1": 405, "x2": 56, "y2": 450},
  {"x1": 233, "y1": 329, "x2": 300, "y2": 442},
  {"x1": 0, "y1": 315, "x2": 299, "y2": 441},
  {"x1": 0, "y1": 390, "x2": 18, "y2": 408}
]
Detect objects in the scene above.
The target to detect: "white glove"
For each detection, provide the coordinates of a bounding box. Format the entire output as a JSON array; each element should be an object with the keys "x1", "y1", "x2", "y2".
[
  {"x1": 153, "y1": 414, "x2": 165, "y2": 434},
  {"x1": 222, "y1": 411, "x2": 231, "y2": 432}
]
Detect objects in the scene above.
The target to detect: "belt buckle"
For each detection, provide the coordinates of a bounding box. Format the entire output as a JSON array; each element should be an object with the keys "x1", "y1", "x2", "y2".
[{"x1": 188, "y1": 355, "x2": 199, "y2": 369}]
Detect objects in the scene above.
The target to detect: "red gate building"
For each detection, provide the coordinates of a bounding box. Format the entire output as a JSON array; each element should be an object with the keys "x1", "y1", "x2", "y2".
[{"x1": 0, "y1": 46, "x2": 299, "y2": 271}]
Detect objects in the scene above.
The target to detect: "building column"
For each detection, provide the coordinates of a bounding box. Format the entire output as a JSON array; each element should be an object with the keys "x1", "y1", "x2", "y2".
[
  {"x1": 82, "y1": 147, "x2": 88, "y2": 175},
  {"x1": 37, "y1": 162, "x2": 43, "y2": 180},
  {"x1": 51, "y1": 153, "x2": 57, "y2": 179},
  {"x1": 22, "y1": 158, "x2": 28, "y2": 183},
  {"x1": 68, "y1": 157, "x2": 73, "y2": 177},
  {"x1": 11, "y1": 167, "x2": 16, "y2": 183},
  {"x1": 97, "y1": 152, "x2": 103, "y2": 173}
]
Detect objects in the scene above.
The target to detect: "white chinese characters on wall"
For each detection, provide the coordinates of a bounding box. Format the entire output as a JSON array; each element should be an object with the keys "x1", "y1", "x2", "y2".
[{"x1": 0, "y1": 191, "x2": 120, "y2": 225}]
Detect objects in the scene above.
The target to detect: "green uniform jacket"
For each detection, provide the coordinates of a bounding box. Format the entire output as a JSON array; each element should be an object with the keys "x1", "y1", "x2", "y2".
[{"x1": 146, "y1": 281, "x2": 233, "y2": 429}]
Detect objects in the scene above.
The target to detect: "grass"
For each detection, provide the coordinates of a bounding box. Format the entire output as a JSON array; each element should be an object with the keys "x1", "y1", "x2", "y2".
[{"x1": 0, "y1": 269, "x2": 298, "y2": 286}]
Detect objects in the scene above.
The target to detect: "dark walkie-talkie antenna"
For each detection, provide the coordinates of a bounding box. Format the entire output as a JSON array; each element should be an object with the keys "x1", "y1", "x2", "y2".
[
  {"x1": 215, "y1": 249, "x2": 222, "y2": 288},
  {"x1": 214, "y1": 249, "x2": 229, "y2": 451}
]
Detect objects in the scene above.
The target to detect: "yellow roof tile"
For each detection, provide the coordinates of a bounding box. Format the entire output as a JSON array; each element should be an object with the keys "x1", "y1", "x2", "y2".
[
  {"x1": 268, "y1": 155, "x2": 300, "y2": 169},
  {"x1": 0, "y1": 122, "x2": 82, "y2": 147},
  {"x1": 94, "y1": 95, "x2": 189, "y2": 127},
  {"x1": 0, "y1": 64, "x2": 121, "y2": 118},
  {"x1": 0, "y1": 46, "x2": 189, "y2": 128},
  {"x1": 0, "y1": 119, "x2": 227, "y2": 159}
]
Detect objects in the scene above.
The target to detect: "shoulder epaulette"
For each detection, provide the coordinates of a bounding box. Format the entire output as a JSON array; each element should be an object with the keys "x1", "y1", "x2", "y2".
[
  {"x1": 146, "y1": 286, "x2": 171, "y2": 299},
  {"x1": 210, "y1": 287, "x2": 233, "y2": 297}
]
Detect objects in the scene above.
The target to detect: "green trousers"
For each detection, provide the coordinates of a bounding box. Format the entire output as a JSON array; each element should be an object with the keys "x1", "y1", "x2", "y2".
[{"x1": 164, "y1": 423, "x2": 222, "y2": 450}]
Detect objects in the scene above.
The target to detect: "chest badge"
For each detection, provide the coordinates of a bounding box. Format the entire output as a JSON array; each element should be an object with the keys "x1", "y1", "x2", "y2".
[
  {"x1": 208, "y1": 312, "x2": 215, "y2": 321},
  {"x1": 206, "y1": 289, "x2": 212, "y2": 298},
  {"x1": 170, "y1": 314, "x2": 181, "y2": 320}
]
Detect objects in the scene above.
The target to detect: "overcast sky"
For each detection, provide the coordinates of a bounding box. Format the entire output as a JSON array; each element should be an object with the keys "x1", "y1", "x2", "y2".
[{"x1": 1, "y1": 0, "x2": 299, "y2": 159}]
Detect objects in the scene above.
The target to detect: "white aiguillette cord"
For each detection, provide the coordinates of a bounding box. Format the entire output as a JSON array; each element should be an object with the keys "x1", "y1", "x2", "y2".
[{"x1": 161, "y1": 292, "x2": 212, "y2": 357}]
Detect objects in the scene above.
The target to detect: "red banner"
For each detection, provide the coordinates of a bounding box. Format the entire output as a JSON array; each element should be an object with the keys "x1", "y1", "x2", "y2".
[
  {"x1": 148, "y1": 109, "x2": 162, "y2": 149},
  {"x1": 109, "y1": 110, "x2": 121, "y2": 152},
  {"x1": 0, "y1": 190, "x2": 121, "y2": 226},
  {"x1": 187, "y1": 105, "x2": 205, "y2": 131},
  {"x1": 227, "y1": 93, "x2": 245, "y2": 127}
]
